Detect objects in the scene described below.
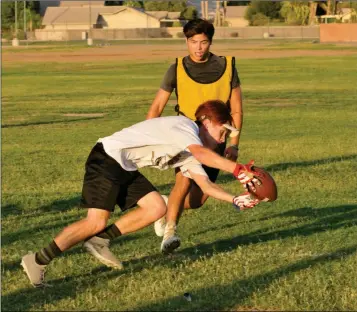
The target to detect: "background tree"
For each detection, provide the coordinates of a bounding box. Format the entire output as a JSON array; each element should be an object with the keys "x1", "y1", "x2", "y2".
[
  {"x1": 122, "y1": 1, "x2": 143, "y2": 9},
  {"x1": 245, "y1": 0, "x2": 282, "y2": 25},
  {"x1": 280, "y1": 1, "x2": 310, "y2": 25},
  {"x1": 143, "y1": 1, "x2": 170, "y2": 11},
  {"x1": 170, "y1": 1, "x2": 186, "y2": 12},
  {"x1": 1, "y1": 1, "x2": 41, "y2": 35},
  {"x1": 181, "y1": 6, "x2": 198, "y2": 20}
]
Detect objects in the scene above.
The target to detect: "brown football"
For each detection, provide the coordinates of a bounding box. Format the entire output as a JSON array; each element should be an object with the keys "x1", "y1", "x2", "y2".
[{"x1": 247, "y1": 166, "x2": 278, "y2": 202}]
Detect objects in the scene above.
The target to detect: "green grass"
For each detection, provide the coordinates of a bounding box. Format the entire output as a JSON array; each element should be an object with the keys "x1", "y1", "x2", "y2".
[
  {"x1": 2, "y1": 49, "x2": 357, "y2": 311},
  {"x1": 3, "y1": 39, "x2": 357, "y2": 54}
]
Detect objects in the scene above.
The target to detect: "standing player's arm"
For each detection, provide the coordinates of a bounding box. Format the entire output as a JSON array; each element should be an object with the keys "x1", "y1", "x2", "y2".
[
  {"x1": 146, "y1": 88, "x2": 172, "y2": 119},
  {"x1": 189, "y1": 171, "x2": 235, "y2": 203},
  {"x1": 229, "y1": 86, "x2": 243, "y2": 147}
]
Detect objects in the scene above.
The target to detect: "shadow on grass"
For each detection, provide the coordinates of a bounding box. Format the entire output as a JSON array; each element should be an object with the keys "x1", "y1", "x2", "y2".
[
  {"x1": 135, "y1": 245, "x2": 357, "y2": 311},
  {"x1": 217, "y1": 154, "x2": 357, "y2": 183},
  {"x1": 3, "y1": 244, "x2": 355, "y2": 311},
  {"x1": 2, "y1": 196, "x2": 82, "y2": 218},
  {"x1": 1, "y1": 116, "x2": 103, "y2": 128},
  {"x1": 2, "y1": 215, "x2": 80, "y2": 247},
  {"x1": 185, "y1": 204, "x2": 357, "y2": 260},
  {"x1": 265, "y1": 154, "x2": 357, "y2": 172},
  {"x1": 2, "y1": 204, "x2": 356, "y2": 310},
  {"x1": 194, "y1": 204, "x2": 357, "y2": 238}
]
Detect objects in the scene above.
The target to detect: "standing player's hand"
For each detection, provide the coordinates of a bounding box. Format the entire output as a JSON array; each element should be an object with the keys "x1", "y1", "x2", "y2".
[
  {"x1": 233, "y1": 192, "x2": 260, "y2": 211},
  {"x1": 224, "y1": 145, "x2": 239, "y2": 161}
]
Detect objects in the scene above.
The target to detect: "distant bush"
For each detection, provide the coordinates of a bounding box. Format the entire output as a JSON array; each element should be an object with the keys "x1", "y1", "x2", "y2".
[
  {"x1": 172, "y1": 21, "x2": 182, "y2": 27},
  {"x1": 251, "y1": 13, "x2": 270, "y2": 26},
  {"x1": 161, "y1": 32, "x2": 173, "y2": 38},
  {"x1": 230, "y1": 32, "x2": 239, "y2": 38},
  {"x1": 1, "y1": 29, "x2": 27, "y2": 40},
  {"x1": 176, "y1": 32, "x2": 185, "y2": 38},
  {"x1": 1, "y1": 31, "x2": 13, "y2": 40}
]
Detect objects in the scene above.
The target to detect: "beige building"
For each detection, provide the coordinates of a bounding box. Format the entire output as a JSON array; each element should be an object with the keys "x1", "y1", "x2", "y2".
[
  {"x1": 225, "y1": 6, "x2": 249, "y2": 27},
  {"x1": 42, "y1": 6, "x2": 163, "y2": 30},
  {"x1": 42, "y1": 4, "x2": 183, "y2": 30},
  {"x1": 318, "y1": 8, "x2": 355, "y2": 23}
]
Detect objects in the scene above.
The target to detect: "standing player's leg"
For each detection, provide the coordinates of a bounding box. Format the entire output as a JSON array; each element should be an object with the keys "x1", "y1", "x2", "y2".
[{"x1": 156, "y1": 144, "x2": 225, "y2": 254}]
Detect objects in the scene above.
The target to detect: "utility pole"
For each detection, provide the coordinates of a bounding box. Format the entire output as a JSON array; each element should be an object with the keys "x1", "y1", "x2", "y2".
[
  {"x1": 24, "y1": 1, "x2": 27, "y2": 40},
  {"x1": 15, "y1": 1, "x2": 18, "y2": 37},
  {"x1": 215, "y1": 1, "x2": 221, "y2": 27},
  {"x1": 205, "y1": 1, "x2": 208, "y2": 20},
  {"x1": 12, "y1": 1, "x2": 20, "y2": 46},
  {"x1": 87, "y1": 0, "x2": 93, "y2": 46},
  {"x1": 223, "y1": 1, "x2": 227, "y2": 26}
]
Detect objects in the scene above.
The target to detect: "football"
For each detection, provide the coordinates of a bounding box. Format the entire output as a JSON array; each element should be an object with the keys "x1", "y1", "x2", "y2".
[{"x1": 247, "y1": 166, "x2": 278, "y2": 202}]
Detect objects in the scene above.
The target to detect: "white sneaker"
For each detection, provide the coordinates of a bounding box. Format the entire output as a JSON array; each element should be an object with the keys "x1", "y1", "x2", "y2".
[
  {"x1": 161, "y1": 223, "x2": 181, "y2": 254},
  {"x1": 154, "y1": 195, "x2": 168, "y2": 237}
]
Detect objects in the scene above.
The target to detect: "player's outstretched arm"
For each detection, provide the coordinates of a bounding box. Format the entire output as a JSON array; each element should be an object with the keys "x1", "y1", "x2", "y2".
[
  {"x1": 189, "y1": 170, "x2": 260, "y2": 211},
  {"x1": 190, "y1": 171, "x2": 234, "y2": 203},
  {"x1": 188, "y1": 144, "x2": 259, "y2": 190},
  {"x1": 188, "y1": 144, "x2": 236, "y2": 173},
  {"x1": 146, "y1": 89, "x2": 171, "y2": 119}
]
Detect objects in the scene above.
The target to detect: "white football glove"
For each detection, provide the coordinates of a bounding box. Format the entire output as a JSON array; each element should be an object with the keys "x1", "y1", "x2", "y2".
[
  {"x1": 233, "y1": 192, "x2": 260, "y2": 211},
  {"x1": 233, "y1": 160, "x2": 262, "y2": 192}
]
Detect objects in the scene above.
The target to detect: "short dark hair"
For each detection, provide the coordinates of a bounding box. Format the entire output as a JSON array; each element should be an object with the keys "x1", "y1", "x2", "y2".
[
  {"x1": 195, "y1": 100, "x2": 232, "y2": 126},
  {"x1": 183, "y1": 19, "x2": 215, "y2": 42}
]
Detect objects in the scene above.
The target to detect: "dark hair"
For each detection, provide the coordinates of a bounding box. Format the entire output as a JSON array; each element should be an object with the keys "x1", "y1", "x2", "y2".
[
  {"x1": 195, "y1": 100, "x2": 232, "y2": 125},
  {"x1": 183, "y1": 19, "x2": 215, "y2": 42}
]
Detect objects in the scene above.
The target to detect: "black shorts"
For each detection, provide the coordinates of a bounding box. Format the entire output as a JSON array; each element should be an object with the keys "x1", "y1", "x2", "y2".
[
  {"x1": 201, "y1": 142, "x2": 226, "y2": 182},
  {"x1": 80, "y1": 143, "x2": 157, "y2": 212}
]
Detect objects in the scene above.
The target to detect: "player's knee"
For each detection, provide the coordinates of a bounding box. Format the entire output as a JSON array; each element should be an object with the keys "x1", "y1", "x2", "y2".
[
  {"x1": 85, "y1": 216, "x2": 107, "y2": 235},
  {"x1": 148, "y1": 201, "x2": 166, "y2": 220}
]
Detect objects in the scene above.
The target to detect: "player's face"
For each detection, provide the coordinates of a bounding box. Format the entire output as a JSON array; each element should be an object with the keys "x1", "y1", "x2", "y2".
[
  {"x1": 202, "y1": 121, "x2": 229, "y2": 149},
  {"x1": 186, "y1": 34, "x2": 211, "y2": 63}
]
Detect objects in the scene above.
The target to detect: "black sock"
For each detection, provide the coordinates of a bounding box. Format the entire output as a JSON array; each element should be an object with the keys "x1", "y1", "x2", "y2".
[
  {"x1": 35, "y1": 241, "x2": 62, "y2": 265},
  {"x1": 96, "y1": 224, "x2": 122, "y2": 240}
]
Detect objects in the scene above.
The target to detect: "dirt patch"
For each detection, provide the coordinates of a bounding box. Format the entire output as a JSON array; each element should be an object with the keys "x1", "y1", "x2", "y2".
[{"x1": 3, "y1": 42, "x2": 357, "y2": 64}]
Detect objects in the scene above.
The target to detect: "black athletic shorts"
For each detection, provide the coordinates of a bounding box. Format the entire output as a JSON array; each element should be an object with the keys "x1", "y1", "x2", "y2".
[
  {"x1": 80, "y1": 143, "x2": 157, "y2": 212},
  {"x1": 201, "y1": 142, "x2": 226, "y2": 182}
]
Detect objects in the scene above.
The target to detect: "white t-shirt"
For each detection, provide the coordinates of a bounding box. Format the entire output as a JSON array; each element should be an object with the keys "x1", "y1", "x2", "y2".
[{"x1": 98, "y1": 116, "x2": 208, "y2": 179}]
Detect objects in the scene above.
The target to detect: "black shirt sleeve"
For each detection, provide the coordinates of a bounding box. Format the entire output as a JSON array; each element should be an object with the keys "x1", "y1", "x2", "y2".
[{"x1": 160, "y1": 64, "x2": 176, "y2": 93}]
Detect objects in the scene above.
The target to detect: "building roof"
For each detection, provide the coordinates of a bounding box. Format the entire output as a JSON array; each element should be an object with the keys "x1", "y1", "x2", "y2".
[
  {"x1": 59, "y1": 1, "x2": 105, "y2": 7},
  {"x1": 42, "y1": 5, "x2": 180, "y2": 26},
  {"x1": 146, "y1": 11, "x2": 181, "y2": 20},
  {"x1": 42, "y1": 6, "x2": 131, "y2": 25},
  {"x1": 341, "y1": 8, "x2": 353, "y2": 15},
  {"x1": 225, "y1": 6, "x2": 248, "y2": 18}
]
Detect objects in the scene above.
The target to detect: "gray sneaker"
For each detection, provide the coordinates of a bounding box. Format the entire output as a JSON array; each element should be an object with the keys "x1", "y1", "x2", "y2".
[
  {"x1": 83, "y1": 236, "x2": 123, "y2": 269},
  {"x1": 161, "y1": 225, "x2": 181, "y2": 254},
  {"x1": 21, "y1": 252, "x2": 47, "y2": 288}
]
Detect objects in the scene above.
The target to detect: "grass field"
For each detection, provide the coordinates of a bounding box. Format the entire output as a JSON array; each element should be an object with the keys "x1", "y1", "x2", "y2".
[{"x1": 2, "y1": 42, "x2": 357, "y2": 311}]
